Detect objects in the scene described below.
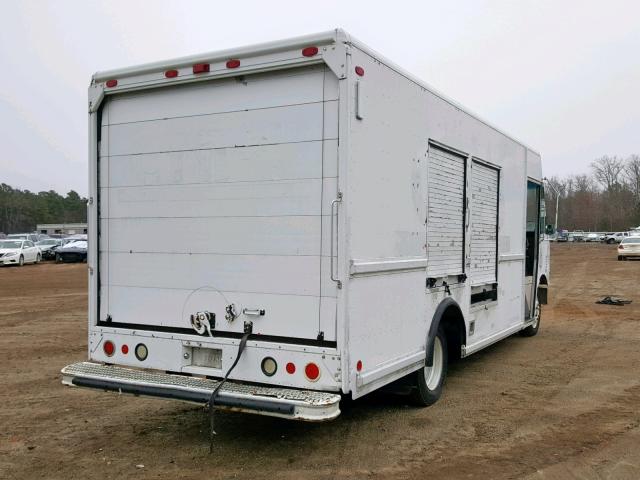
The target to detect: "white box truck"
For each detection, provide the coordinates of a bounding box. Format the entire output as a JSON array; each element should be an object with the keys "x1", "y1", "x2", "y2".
[{"x1": 62, "y1": 29, "x2": 550, "y2": 421}]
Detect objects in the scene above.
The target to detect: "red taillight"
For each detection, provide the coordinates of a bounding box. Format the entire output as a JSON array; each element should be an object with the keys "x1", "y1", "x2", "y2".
[
  {"x1": 105, "y1": 79, "x2": 118, "y2": 88},
  {"x1": 302, "y1": 46, "x2": 319, "y2": 57},
  {"x1": 165, "y1": 69, "x2": 178, "y2": 78},
  {"x1": 619, "y1": 245, "x2": 624, "y2": 249},
  {"x1": 121, "y1": 344, "x2": 129, "y2": 354},
  {"x1": 356, "y1": 360, "x2": 363, "y2": 372},
  {"x1": 286, "y1": 362, "x2": 296, "y2": 374},
  {"x1": 192, "y1": 63, "x2": 210, "y2": 74},
  {"x1": 304, "y1": 362, "x2": 320, "y2": 381},
  {"x1": 103, "y1": 340, "x2": 115, "y2": 357},
  {"x1": 226, "y1": 59, "x2": 241, "y2": 69},
  {"x1": 355, "y1": 66, "x2": 365, "y2": 77}
]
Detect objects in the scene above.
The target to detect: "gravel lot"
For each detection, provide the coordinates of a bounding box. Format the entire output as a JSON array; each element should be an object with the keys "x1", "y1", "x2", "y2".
[{"x1": 1, "y1": 243, "x2": 639, "y2": 479}]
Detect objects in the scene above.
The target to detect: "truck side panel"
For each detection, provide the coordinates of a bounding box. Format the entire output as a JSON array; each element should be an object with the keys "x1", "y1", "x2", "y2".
[{"x1": 345, "y1": 45, "x2": 532, "y2": 397}]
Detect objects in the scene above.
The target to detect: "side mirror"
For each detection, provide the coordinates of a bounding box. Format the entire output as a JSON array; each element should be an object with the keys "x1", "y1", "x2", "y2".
[{"x1": 545, "y1": 225, "x2": 554, "y2": 235}]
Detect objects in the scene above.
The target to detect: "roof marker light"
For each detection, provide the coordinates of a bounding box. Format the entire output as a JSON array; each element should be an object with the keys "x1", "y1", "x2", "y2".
[
  {"x1": 302, "y1": 46, "x2": 319, "y2": 57},
  {"x1": 226, "y1": 59, "x2": 241, "y2": 69},
  {"x1": 355, "y1": 66, "x2": 365, "y2": 77},
  {"x1": 165, "y1": 69, "x2": 179, "y2": 78},
  {"x1": 192, "y1": 63, "x2": 210, "y2": 74},
  {"x1": 105, "y1": 79, "x2": 118, "y2": 88}
]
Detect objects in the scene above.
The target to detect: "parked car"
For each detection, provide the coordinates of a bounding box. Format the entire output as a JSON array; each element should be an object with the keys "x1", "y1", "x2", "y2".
[
  {"x1": 571, "y1": 230, "x2": 585, "y2": 242},
  {"x1": 8, "y1": 233, "x2": 40, "y2": 243},
  {"x1": 556, "y1": 230, "x2": 569, "y2": 242},
  {"x1": 0, "y1": 239, "x2": 41, "y2": 266},
  {"x1": 585, "y1": 233, "x2": 599, "y2": 242},
  {"x1": 605, "y1": 232, "x2": 630, "y2": 244},
  {"x1": 618, "y1": 237, "x2": 640, "y2": 260},
  {"x1": 55, "y1": 240, "x2": 87, "y2": 263},
  {"x1": 36, "y1": 239, "x2": 63, "y2": 260}
]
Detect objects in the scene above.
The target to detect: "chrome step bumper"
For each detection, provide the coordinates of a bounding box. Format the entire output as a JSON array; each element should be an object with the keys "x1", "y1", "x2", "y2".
[{"x1": 61, "y1": 362, "x2": 341, "y2": 421}]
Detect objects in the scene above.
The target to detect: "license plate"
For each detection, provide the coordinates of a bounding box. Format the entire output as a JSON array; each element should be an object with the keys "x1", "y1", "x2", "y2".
[{"x1": 191, "y1": 347, "x2": 222, "y2": 369}]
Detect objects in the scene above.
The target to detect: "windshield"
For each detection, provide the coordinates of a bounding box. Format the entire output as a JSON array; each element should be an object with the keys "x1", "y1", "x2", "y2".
[
  {"x1": 0, "y1": 240, "x2": 23, "y2": 249},
  {"x1": 63, "y1": 241, "x2": 87, "y2": 249},
  {"x1": 621, "y1": 238, "x2": 640, "y2": 244}
]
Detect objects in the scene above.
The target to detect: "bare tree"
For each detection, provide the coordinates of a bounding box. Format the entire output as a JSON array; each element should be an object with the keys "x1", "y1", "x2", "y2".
[
  {"x1": 591, "y1": 155, "x2": 625, "y2": 192},
  {"x1": 625, "y1": 154, "x2": 640, "y2": 202}
]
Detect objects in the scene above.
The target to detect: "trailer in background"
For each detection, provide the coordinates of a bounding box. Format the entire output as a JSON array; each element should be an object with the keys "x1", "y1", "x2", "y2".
[{"x1": 62, "y1": 29, "x2": 549, "y2": 421}]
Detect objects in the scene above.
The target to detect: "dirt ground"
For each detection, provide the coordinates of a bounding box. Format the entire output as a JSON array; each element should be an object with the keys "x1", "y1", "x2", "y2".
[{"x1": 1, "y1": 243, "x2": 639, "y2": 480}]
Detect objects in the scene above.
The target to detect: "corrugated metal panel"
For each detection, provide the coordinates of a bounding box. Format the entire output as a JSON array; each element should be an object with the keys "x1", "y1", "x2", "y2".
[
  {"x1": 469, "y1": 161, "x2": 499, "y2": 285},
  {"x1": 98, "y1": 65, "x2": 338, "y2": 340},
  {"x1": 427, "y1": 145, "x2": 466, "y2": 277}
]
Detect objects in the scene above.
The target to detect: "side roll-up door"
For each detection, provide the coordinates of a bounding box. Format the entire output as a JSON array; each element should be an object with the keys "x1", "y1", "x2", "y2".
[
  {"x1": 426, "y1": 144, "x2": 466, "y2": 277},
  {"x1": 469, "y1": 160, "x2": 499, "y2": 285}
]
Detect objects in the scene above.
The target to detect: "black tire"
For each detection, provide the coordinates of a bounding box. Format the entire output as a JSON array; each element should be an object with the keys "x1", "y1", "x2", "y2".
[
  {"x1": 55, "y1": 253, "x2": 62, "y2": 263},
  {"x1": 36, "y1": 253, "x2": 41, "y2": 263},
  {"x1": 618, "y1": 255, "x2": 623, "y2": 261},
  {"x1": 521, "y1": 301, "x2": 541, "y2": 337},
  {"x1": 410, "y1": 325, "x2": 448, "y2": 406},
  {"x1": 607, "y1": 239, "x2": 615, "y2": 244}
]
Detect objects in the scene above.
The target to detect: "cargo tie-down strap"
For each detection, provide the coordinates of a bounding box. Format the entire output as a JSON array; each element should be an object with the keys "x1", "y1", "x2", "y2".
[
  {"x1": 207, "y1": 331, "x2": 250, "y2": 452},
  {"x1": 596, "y1": 296, "x2": 632, "y2": 306}
]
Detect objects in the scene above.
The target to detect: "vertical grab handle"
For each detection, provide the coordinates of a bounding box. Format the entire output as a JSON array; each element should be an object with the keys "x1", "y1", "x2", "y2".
[{"x1": 330, "y1": 192, "x2": 343, "y2": 289}]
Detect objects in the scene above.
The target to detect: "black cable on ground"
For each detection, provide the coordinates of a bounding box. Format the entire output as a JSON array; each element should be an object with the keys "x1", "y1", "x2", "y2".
[{"x1": 207, "y1": 332, "x2": 250, "y2": 452}]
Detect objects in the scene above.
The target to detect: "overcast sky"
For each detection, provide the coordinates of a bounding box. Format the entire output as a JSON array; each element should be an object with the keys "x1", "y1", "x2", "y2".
[{"x1": 1, "y1": 0, "x2": 638, "y2": 196}]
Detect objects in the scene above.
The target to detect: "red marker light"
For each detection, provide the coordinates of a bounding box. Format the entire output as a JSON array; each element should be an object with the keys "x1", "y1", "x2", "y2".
[
  {"x1": 165, "y1": 69, "x2": 178, "y2": 78},
  {"x1": 105, "y1": 79, "x2": 118, "y2": 88},
  {"x1": 302, "y1": 46, "x2": 319, "y2": 57},
  {"x1": 356, "y1": 360, "x2": 363, "y2": 372},
  {"x1": 121, "y1": 344, "x2": 129, "y2": 354},
  {"x1": 286, "y1": 362, "x2": 296, "y2": 374},
  {"x1": 226, "y1": 59, "x2": 241, "y2": 69},
  {"x1": 355, "y1": 66, "x2": 365, "y2": 77},
  {"x1": 304, "y1": 362, "x2": 320, "y2": 381},
  {"x1": 192, "y1": 63, "x2": 210, "y2": 74},
  {"x1": 103, "y1": 340, "x2": 115, "y2": 357}
]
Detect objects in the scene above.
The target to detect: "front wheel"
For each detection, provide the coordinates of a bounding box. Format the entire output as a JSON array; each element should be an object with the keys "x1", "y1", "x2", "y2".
[
  {"x1": 18, "y1": 255, "x2": 24, "y2": 267},
  {"x1": 521, "y1": 301, "x2": 541, "y2": 337},
  {"x1": 607, "y1": 239, "x2": 615, "y2": 244},
  {"x1": 411, "y1": 325, "x2": 448, "y2": 406}
]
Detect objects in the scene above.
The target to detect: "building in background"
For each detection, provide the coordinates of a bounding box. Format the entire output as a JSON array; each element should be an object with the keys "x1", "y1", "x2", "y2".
[{"x1": 36, "y1": 223, "x2": 88, "y2": 236}]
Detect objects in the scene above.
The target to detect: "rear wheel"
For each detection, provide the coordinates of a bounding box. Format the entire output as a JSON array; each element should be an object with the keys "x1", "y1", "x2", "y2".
[
  {"x1": 411, "y1": 325, "x2": 448, "y2": 406},
  {"x1": 618, "y1": 255, "x2": 623, "y2": 261},
  {"x1": 607, "y1": 239, "x2": 615, "y2": 244},
  {"x1": 55, "y1": 253, "x2": 62, "y2": 263}
]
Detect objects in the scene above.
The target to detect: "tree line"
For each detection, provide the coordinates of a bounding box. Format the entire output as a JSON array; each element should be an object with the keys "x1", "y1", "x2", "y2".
[
  {"x1": 545, "y1": 155, "x2": 640, "y2": 232},
  {"x1": 2, "y1": 154, "x2": 639, "y2": 235},
  {"x1": 0, "y1": 184, "x2": 87, "y2": 234}
]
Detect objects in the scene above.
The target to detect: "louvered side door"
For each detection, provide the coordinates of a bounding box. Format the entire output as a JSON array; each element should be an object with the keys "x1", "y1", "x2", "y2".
[
  {"x1": 469, "y1": 161, "x2": 499, "y2": 285},
  {"x1": 426, "y1": 144, "x2": 466, "y2": 278}
]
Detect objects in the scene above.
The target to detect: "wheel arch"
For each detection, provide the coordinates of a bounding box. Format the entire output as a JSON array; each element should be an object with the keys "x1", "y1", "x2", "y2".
[{"x1": 426, "y1": 298, "x2": 466, "y2": 366}]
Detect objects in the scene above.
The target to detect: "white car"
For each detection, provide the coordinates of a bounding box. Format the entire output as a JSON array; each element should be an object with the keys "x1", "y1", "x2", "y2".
[
  {"x1": 0, "y1": 239, "x2": 41, "y2": 266},
  {"x1": 618, "y1": 237, "x2": 640, "y2": 260}
]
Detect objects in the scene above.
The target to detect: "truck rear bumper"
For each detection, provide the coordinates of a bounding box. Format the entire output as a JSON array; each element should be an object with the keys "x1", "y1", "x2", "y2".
[{"x1": 61, "y1": 362, "x2": 341, "y2": 421}]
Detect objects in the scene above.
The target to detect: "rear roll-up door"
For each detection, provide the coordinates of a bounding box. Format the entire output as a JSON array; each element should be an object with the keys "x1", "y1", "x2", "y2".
[
  {"x1": 469, "y1": 160, "x2": 499, "y2": 285},
  {"x1": 426, "y1": 144, "x2": 466, "y2": 277}
]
